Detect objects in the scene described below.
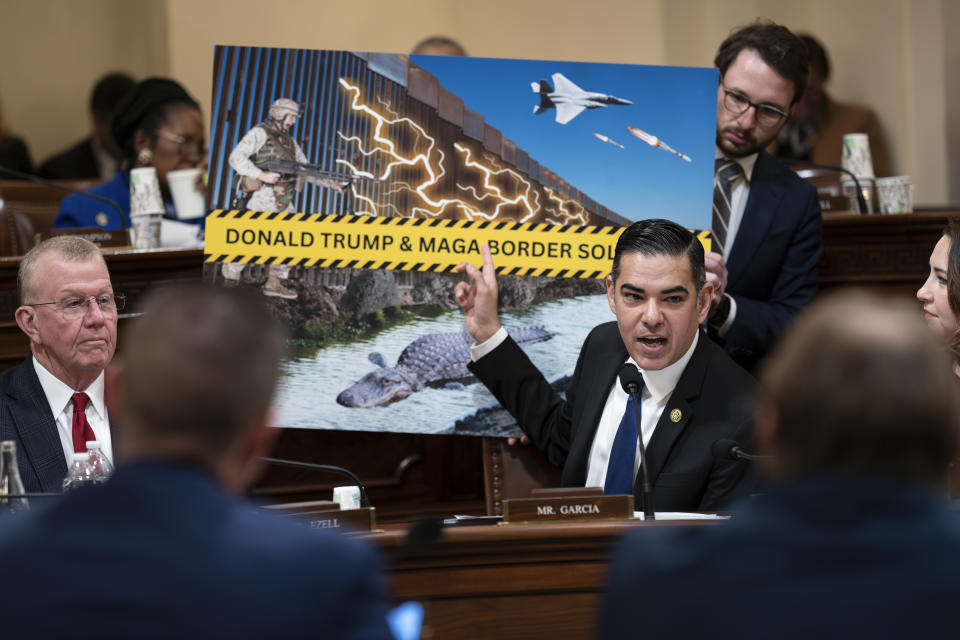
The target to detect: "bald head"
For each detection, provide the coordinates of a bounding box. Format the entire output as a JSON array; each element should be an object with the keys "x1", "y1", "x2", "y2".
[{"x1": 759, "y1": 292, "x2": 959, "y2": 486}]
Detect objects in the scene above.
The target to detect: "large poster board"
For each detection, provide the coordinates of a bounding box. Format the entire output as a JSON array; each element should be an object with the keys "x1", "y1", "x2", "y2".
[{"x1": 205, "y1": 46, "x2": 717, "y2": 436}]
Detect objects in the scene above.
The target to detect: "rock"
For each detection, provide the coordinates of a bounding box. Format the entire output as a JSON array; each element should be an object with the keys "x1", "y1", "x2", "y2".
[{"x1": 340, "y1": 269, "x2": 399, "y2": 315}]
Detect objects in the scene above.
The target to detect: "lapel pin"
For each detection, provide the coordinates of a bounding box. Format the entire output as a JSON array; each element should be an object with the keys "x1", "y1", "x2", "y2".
[{"x1": 669, "y1": 408, "x2": 682, "y2": 423}]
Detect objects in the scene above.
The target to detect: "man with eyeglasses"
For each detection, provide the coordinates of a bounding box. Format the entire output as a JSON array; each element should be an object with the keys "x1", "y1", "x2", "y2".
[
  {"x1": 706, "y1": 21, "x2": 822, "y2": 372},
  {"x1": 0, "y1": 236, "x2": 118, "y2": 492},
  {"x1": 225, "y1": 98, "x2": 346, "y2": 299}
]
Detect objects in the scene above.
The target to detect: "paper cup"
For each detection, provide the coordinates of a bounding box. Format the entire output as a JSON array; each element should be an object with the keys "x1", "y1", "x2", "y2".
[
  {"x1": 332, "y1": 485, "x2": 361, "y2": 510},
  {"x1": 167, "y1": 168, "x2": 206, "y2": 220},
  {"x1": 129, "y1": 167, "x2": 164, "y2": 216},
  {"x1": 129, "y1": 213, "x2": 162, "y2": 249},
  {"x1": 841, "y1": 133, "x2": 876, "y2": 180},
  {"x1": 875, "y1": 176, "x2": 914, "y2": 214}
]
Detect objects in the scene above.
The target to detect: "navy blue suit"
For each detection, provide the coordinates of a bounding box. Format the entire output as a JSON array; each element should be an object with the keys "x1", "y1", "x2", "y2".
[
  {"x1": 0, "y1": 461, "x2": 393, "y2": 639},
  {"x1": 0, "y1": 357, "x2": 69, "y2": 493},
  {"x1": 717, "y1": 150, "x2": 822, "y2": 370},
  {"x1": 604, "y1": 478, "x2": 960, "y2": 638}
]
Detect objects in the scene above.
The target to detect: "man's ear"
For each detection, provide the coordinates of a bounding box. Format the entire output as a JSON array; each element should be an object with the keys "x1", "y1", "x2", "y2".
[
  {"x1": 606, "y1": 274, "x2": 616, "y2": 315},
  {"x1": 14, "y1": 306, "x2": 40, "y2": 344},
  {"x1": 697, "y1": 281, "x2": 715, "y2": 324}
]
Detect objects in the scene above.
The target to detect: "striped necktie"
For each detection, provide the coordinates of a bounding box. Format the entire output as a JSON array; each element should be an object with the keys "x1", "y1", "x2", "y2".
[{"x1": 712, "y1": 158, "x2": 744, "y2": 255}]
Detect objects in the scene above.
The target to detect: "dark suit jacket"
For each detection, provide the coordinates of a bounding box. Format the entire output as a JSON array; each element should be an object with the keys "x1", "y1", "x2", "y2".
[
  {"x1": 469, "y1": 323, "x2": 756, "y2": 511},
  {"x1": 38, "y1": 137, "x2": 100, "y2": 180},
  {"x1": 716, "y1": 150, "x2": 823, "y2": 371},
  {"x1": 0, "y1": 461, "x2": 393, "y2": 639},
  {"x1": 0, "y1": 356, "x2": 68, "y2": 493},
  {"x1": 603, "y1": 478, "x2": 960, "y2": 639}
]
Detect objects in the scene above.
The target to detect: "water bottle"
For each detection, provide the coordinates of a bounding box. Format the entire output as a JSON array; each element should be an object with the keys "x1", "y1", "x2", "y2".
[
  {"x1": 85, "y1": 441, "x2": 113, "y2": 483},
  {"x1": 62, "y1": 452, "x2": 98, "y2": 492},
  {"x1": 0, "y1": 440, "x2": 29, "y2": 512}
]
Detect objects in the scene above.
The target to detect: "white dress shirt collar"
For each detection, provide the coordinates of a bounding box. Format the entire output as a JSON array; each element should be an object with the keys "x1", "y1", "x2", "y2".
[{"x1": 32, "y1": 356, "x2": 106, "y2": 422}]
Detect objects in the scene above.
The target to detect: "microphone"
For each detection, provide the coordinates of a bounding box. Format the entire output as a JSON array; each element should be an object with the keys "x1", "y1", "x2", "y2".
[
  {"x1": 0, "y1": 163, "x2": 128, "y2": 230},
  {"x1": 711, "y1": 439, "x2": 769, "y2": 462},
  {"x1": 618, "y1": 363, "x2": 654, "y2": 520},
  {"x1": 781, "y1": 158, "x2": 869, "y2": 214},
  {"x1": 258, "y1": 457, "x2": 371, "y2": 508}
]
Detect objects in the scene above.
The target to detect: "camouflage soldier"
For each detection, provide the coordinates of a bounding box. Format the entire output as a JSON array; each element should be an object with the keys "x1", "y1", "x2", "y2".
[{"x1": 224, "y1": 99, "x2": 344, "y2": 299}]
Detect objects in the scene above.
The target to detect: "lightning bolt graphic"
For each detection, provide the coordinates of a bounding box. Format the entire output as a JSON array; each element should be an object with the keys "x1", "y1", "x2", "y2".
[
  {"x1": 543, "y1": 186, "x2": 589, "y2": 226},
  {"x1": 335, "y1": 77, "x2": 600, "y2": 225}
]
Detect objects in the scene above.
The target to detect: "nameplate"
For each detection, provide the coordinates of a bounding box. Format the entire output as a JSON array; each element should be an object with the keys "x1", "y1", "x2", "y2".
[
  {"x1": 50, "y1": 227, "x2": 128, "y2": 248},
  {"x1": 502, "y1": 495, "x2": 634, "y2": 524},
  {"x1": 263, "y1": 501, "x2": 377, "y2": 532},
  {"x1": 304, "y1": 507, "x2": 377, "y2": 532}
]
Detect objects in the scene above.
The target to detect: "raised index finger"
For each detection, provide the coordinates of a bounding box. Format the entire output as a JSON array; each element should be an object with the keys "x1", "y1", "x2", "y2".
[{"x1": 480, "y1": 243, "x2": 497, "y2": 286}]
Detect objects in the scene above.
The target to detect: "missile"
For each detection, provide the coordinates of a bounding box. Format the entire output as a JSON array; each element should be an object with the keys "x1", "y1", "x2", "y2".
[
  {"x1": 626, "y1": 125, "x2": 692, "y2": 162},
  {"x1": 592, "y1": 132, "x2": 624, "y2": 149}
]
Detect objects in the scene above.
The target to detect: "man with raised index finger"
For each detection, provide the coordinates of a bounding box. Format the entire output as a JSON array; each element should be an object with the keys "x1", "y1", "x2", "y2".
[{"x1": 455, "y1": 219, "x2": 757, "y2": 512}]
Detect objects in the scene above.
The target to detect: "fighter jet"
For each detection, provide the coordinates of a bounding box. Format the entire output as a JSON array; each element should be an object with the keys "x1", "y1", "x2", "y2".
[{"x1": 531, "y1": 73, "x2": 633, "y2": 125}]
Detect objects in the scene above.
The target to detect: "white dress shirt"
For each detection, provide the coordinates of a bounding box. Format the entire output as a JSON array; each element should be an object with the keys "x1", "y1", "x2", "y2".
[
  {"x1": 32, "y1": 358, "x2": 113, "y2": 466},
  {"x1": 471, "y1": 327, "x2": 699, "y2": 488},
  {"x1": 714, "y1": 146, "x2": 758, "y2": 337}
]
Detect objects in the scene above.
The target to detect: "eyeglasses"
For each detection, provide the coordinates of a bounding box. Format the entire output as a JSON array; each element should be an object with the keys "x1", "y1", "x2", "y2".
[
  {"x1": 720, "y1": 84, "x2": 789, "y2": 128},
  {"x1": 26, "y1": 293, "x2": 126, "y2": 318},
  {"x1": 155, "y1": 130, "x2": 206, "y2": 161}
]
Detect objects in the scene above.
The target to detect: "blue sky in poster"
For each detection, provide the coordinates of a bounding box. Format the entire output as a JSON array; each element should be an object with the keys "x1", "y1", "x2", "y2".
[{"x1": 410, "y1": 54, "x2": 718, "y2": 231}]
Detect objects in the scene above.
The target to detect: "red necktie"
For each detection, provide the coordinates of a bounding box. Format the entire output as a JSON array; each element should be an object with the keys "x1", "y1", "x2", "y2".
[{"x1": 71, "y1": 392, "x2": 95, "y2": 453}]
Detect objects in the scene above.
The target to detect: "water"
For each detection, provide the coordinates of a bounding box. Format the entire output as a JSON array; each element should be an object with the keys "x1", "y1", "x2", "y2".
[{"x1": 274, "y1": 294, "x2": 613, "y2": 434}]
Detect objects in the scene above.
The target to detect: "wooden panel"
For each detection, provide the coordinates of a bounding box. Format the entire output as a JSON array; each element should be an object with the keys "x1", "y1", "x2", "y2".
[{"x1": 374, "y1": 519, "x2": 717, "y2": 640}]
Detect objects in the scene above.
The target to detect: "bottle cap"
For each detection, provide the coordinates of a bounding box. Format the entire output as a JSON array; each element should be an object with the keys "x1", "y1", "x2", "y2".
[
  {"x1": 72, "y1": 452, "x2": 90, "y2": 464},
  {"x1": 86, "y1": 441, "x2": 101, "y2": 450}
]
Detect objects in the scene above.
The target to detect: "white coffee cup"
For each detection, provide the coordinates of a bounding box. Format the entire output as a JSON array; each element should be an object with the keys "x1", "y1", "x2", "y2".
[
  {"x1": 841, "y1": 133, "x2": 876, "y2": 180},
  {"x1": 875, "y1": 176, "x2": 914, "y2": 214},
  {"x1": 166, "y1": 168, "x2": 206, "y2": 220},
  {"x1": 332, "y1": 485, "x2": 362, "y2": 510},
  {"x1": 129, "y1": 167, "x2": 164, "y2": 216}
]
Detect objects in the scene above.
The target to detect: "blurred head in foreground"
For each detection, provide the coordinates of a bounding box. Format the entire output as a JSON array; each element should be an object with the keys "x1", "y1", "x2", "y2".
[
  {"x1": 108, "y1": 283, "x2": 285, "y2": 492},
  {"x1": 756, "y1": 292, "x2": 959, "y2": 488}
]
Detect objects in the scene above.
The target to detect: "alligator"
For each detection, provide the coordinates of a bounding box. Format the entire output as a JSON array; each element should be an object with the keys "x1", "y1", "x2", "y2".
[{"x1": 336, "y1": 325, "x2": 556, "y2": 408}]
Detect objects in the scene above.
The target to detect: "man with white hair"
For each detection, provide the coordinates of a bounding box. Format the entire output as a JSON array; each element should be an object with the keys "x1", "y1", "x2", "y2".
[{"x1": 225, "y1": 98, "x2": 345, "y2": 298}]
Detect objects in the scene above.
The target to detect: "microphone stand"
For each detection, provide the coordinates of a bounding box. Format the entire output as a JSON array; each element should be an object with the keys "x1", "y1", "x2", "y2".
[
  {"x1": 782, "y1": 157, "x2": 869, "y2": 214},
  {"x1": 0, "y1": 163, "x2": 129, "y2": 230},
  {"x1": 258, "y1": 456, "x2": 371, "y2": 508},
  {"x1": 624, "y1": 378, "x2": 655, "y2": 520}
]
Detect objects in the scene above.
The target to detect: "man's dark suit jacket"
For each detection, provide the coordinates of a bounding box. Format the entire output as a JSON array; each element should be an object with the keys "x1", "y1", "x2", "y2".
[
  {"x1": 603, "y1": 478, "x2": 960, "y2": 638},
  {"x1": 0, "y1": 461, "x2": 393, "y2": 639},
  {"x1": 38, "y1": 137, "x2": 100, "y2": 180},
  {"x1": 716, "y1": 150, "x2": 823, "y2": 371},
  {"x1": 468, "y1": 322, "x2": 756, "y2": 511},
  {"x1": 0, "y1": 357, "x2": 69, "y2": 493}
]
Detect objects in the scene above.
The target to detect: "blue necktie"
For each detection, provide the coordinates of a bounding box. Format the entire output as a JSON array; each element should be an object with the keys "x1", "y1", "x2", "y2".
[{"x1": 604, "y1": 378, "x2": 644, "y2": 495}]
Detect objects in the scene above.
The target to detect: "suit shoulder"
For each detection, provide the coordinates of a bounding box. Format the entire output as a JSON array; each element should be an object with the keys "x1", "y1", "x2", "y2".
[
  {"x1": 756, "y1": 150, "x2": 817, "y2": 195},
  {"x1": 701, "y1": 337, "x2": 756, "y2": 391}
]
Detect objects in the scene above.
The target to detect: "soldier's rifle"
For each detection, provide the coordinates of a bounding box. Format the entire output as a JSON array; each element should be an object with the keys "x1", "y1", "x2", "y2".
[{"x1": 255, "y1": 158, "x2": 384, "y2": 190}]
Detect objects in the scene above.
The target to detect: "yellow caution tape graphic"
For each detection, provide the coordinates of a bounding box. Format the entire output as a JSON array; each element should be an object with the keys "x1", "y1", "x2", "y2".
[{"x1": 204, "y1": 210, "x2": 712, "y2": 279}]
